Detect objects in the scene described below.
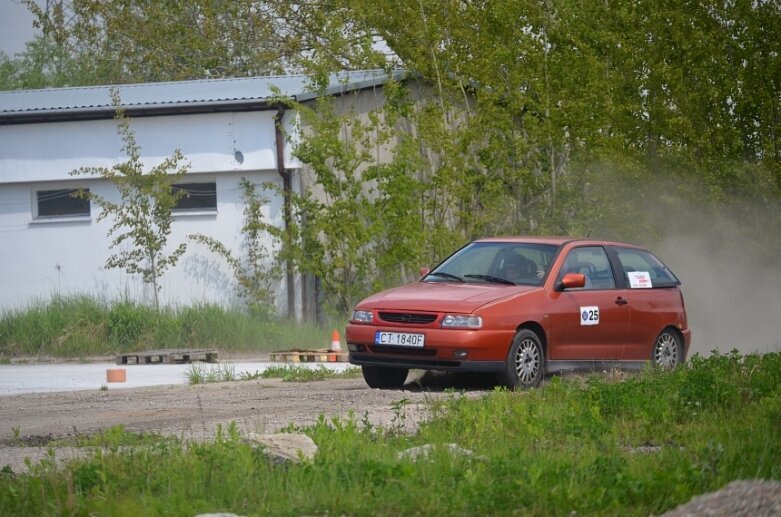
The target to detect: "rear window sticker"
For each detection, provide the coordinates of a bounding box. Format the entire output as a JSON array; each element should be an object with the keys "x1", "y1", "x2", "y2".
[{"x1": 627, "y1": 271, "x2": 652, "y2": 288}]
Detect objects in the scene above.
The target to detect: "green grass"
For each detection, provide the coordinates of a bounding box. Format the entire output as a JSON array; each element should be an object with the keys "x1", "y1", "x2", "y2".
[
  {"x1": 48, "y1": 425, "x2": 177, "y2": 449},
  {"x1": 185, "y1": 364, "x2": 362, "y2": 384},
  {"x1": 0, "y1": 295, "x2": 338, "y2": 359},
  {"x1": 257, "y1": 364, "x2": 362, "y2": 382},
  {"x1": 185, "y1": 363, "x2": 238, "y2": 384},
  {"x1": 1, "y1": 351, "x2": 779, "y2": 516}
]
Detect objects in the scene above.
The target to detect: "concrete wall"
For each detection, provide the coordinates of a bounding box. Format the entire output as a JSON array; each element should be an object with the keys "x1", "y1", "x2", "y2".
[{"x1": 0, "y1": 109, "x2": 302, "y2": 314}]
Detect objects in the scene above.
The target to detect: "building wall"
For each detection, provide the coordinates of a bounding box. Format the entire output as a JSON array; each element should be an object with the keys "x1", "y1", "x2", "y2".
[{"x1": 0, "y1": 109, "x2": 302, "y2": 314}]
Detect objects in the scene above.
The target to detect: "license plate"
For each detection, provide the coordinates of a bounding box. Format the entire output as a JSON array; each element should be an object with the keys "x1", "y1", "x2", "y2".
[{"x1": 375, "y1": 331, "x2": 425, "y2": 347}]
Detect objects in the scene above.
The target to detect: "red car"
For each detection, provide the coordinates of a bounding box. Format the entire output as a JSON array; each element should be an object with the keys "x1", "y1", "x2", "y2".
[{"x1": 346, "y1": 237, "x2": 691, "y2": 389}]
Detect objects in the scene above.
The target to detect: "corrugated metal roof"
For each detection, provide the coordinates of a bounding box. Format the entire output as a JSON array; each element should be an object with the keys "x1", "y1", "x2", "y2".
[{"x1": 0, "y1": 69, "x2": 404, "y2": 123}]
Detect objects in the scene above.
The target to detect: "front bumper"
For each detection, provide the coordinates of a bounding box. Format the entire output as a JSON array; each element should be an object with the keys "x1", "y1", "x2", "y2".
[
  {"x1": 346, "y1": 323, "x2": 513, "y2": 373},
  {"x1": 349, "y1": 350, "x2": 505, "y2": 372}
]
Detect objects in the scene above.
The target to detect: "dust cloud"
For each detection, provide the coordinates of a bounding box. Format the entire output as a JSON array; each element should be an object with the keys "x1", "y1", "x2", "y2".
[
  {"x1": 654, "y1": 208, "x2": 781, "y2": 356},
  {"x1": 584, "y1": 163, "x2": 780, "y2": 356}
]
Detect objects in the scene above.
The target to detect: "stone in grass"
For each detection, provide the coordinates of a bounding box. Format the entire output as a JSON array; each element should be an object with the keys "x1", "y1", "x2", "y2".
[
  {"x1": 660, "y1": 479, "x2": 781, "y2": 517},
  {"x1": 396, "y1": 443, "x2": 485, "y2": 462},
  {"x1": 246, "y1": 432, "x2": 318, "y2": 465}
]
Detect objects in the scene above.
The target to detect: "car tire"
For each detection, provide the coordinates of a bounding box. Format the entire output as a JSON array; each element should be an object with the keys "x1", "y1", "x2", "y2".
[
  {"x1": 361, "y1": 365, "x2": 409, "y2": 389},
  {"x1": 499, "y1": 329, "x2": 545, "y2": 389},
  {"x1": 651, "y1": 328, "x2": 683, "y2": 370}
]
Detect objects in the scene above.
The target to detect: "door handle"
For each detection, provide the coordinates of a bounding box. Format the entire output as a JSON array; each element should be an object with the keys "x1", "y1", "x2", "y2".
[{"x1": 615, "y1": 297, "x2": 629, "y2": 306}]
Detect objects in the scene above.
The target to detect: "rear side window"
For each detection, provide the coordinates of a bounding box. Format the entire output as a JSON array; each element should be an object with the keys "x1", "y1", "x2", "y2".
[{"x1": 614, "y1": 248, "x2": 680, "y2": 287}]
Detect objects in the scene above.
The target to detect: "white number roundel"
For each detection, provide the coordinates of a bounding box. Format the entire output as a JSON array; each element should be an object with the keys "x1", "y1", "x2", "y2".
[{"x1": 580, "y1": 306, "x2": 599, "y2": 326}]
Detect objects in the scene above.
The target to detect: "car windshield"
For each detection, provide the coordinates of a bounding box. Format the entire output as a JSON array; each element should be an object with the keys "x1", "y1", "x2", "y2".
[{"x1": 426, "y1": 242, "x2": 559, "y2": 286}]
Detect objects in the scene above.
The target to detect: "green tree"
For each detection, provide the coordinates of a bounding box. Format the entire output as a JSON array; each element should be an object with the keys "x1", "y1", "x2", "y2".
[
  {"x1": 23, "y1": 0, "x2": 387, "y2": 83},
  {"x1": 190, "y1": 178, "x2": 281, "y2": 315},
  {"x1": 348, "y1": 0, "x2": 780, "y2": 228},
  {"x1": 275, "y1": 94, "x2": 394, "y2": 315},
  {"x1": 13, "y1": 0, "x2": 781, "y2": 305},
  {"x1": 0, "y1": 34, "x2": 87, "y2": 90},
  {"x1": 71, "y1": 90, "x2": 189, "y2": 310}
]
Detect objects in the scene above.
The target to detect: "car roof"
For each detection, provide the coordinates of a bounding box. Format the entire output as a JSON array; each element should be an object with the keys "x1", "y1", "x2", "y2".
[{"x1": 474, "y1": 236, "x2": 645, "y2": 249}]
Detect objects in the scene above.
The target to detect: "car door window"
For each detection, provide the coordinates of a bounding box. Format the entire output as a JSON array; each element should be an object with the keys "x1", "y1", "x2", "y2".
[{"x1": 561, "y1": 246, "x2": 616, "y2": 290}]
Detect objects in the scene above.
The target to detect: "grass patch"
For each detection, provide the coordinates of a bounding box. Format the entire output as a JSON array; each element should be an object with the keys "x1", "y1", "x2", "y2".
[
  {"x1": 185, "y1": 364, "x2": 362, "y2": 384},
  {"x1": 257, "y1": 364, "x2": 362, "y2": 382},
  {"x1": 1, "y1": 351, "x2": 779, "y2": 515},
  {"x1": 49, "y1": 425, "x2": 176, "y2": 449},
  {"x1": 185, "y1": 363, "x2": 238, "y2": 384},
  {"x1": 0, "y1": 295, "x2": 338, "y2": 359}
]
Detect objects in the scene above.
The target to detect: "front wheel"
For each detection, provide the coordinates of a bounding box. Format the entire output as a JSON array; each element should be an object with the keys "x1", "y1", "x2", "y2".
[
  {"x1": 651, "y1": 328, "x2": 683, "y2": 370},
  {"x1": 498, "y1": 329, "x2": 545, "y2": 389},
  {"x1": 361, "y1": 365, "x2": 409, "y2": 389}
]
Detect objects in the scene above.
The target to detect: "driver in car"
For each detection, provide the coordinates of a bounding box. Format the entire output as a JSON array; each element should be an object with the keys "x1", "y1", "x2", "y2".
[{"x1": 499, "y1": 253, "x2": 540, "y2": 283}]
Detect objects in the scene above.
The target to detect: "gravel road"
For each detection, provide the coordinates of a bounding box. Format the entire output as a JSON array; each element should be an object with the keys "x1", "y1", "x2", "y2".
[{"x1": 0, "y1": 372, "x2": 488, "y2": 472}]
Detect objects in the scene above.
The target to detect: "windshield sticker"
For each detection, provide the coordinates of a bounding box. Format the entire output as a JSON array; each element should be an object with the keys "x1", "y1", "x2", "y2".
[
  {"x1": 627, "y1": 271, "x2": 653, "y2": 288},
  {"x1": 580, "y1": 306, "x2": 599, "y2": 326}
]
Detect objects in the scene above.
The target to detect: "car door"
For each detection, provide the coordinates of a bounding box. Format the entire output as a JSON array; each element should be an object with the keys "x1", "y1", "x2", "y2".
[
  {"x1": 608, "y1": 246, "x2": 685, "y2": 360},
  {"x1": 546, "y1": 245, "x2": 630, "y2": 360}
]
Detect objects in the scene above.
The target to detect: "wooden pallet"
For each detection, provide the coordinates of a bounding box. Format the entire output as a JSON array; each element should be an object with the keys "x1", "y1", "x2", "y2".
[
  {"x1": 116, "y1": 348, "x2": 219, "y2": 365},
  {"x1": 269, "y1": 349, "x2": 349, "y2": 363}
]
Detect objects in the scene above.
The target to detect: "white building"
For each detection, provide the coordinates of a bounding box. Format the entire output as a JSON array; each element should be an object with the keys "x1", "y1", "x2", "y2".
[{"x1": 0, "y1": 71, "x2": 399, "y2": 318}]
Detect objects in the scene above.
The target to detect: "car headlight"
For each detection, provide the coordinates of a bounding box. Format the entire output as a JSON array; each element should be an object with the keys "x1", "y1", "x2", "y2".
[
  {"x1": 351, "y1": 310, "x2": 374, "y2": 323},
  {"x1": 441, "y1": 314, "x2": 482, "y2": 328}
]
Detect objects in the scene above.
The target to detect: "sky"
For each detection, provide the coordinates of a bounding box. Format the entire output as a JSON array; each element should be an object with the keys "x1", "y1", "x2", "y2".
[{"x1": 0, "y1": 0, "x2": 37, "y2": 56}]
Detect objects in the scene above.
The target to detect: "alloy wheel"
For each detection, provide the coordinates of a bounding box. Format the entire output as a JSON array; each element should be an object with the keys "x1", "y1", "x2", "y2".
[
  {"x1": 514, "y1": 337, "x2": 541, "y2": 383},
  {"x1": 654, "y1": 332, "x2": 680, "y2": 369}
]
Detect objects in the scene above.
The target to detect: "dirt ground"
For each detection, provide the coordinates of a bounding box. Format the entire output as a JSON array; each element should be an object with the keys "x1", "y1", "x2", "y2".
[{"x1": 0, "y1": 371, "x2": 491, "y2": 472}]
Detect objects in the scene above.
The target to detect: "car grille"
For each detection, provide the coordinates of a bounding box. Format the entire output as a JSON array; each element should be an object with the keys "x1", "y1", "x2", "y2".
[{"x1": 378, "y1": 312, "x2": 438, "y2": 324}]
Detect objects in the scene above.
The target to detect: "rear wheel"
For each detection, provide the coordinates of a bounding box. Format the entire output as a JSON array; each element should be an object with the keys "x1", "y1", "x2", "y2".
[
  {"x1": 652, "y1": 328, "x2": 682, "y2": 370},
  {"x1": 361, "y1": 365, "x2": 409, "y2": 389},
  {"x1": 499, "y1": 329, "x2": 545, "y2": 389}
]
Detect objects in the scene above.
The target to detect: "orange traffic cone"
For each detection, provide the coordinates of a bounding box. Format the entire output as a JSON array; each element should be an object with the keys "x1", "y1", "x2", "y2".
[{"x1": 330, "y1": 329, "x2": 342, "y2": 352}]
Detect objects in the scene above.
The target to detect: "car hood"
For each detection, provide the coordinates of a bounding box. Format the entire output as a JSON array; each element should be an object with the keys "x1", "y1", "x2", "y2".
[{"x1": 357, "y1": 281, "x2": 537, "y2": 313}]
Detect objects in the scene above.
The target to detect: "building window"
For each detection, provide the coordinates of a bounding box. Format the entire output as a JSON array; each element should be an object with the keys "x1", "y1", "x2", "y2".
[
  {"x1": 172, "y1": 182, "x2": 217, "y2": 212},
  {"x1": 36, "y1": 188, "x2": 90, "y2": 218}
]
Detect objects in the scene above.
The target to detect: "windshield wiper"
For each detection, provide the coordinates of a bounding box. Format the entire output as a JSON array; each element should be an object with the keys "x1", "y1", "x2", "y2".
[
  {"x1": 464, "y1": 274, "x2": 516, "y2": 285},
  {"x1": 426, "y1": 271, "x2": 464, "y2": 282}
]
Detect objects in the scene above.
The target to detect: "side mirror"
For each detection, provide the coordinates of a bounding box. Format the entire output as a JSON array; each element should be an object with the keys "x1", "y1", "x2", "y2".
[
  {"x1": 557, "y1": 272, "x2": 586, "y2": 291},
  {"x1": 419, "y1": 267, "x2": 430, "y2": 278}
]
